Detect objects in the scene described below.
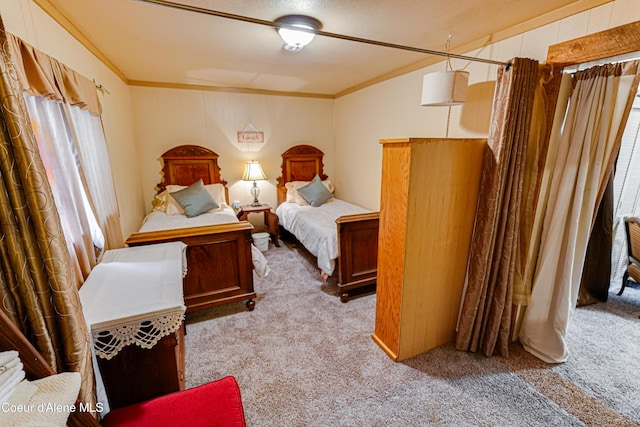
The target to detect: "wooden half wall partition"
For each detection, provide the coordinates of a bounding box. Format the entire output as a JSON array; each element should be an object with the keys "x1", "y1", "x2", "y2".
[{"x1": 372, "y1": 138, "x2": 486, "y2": 362}]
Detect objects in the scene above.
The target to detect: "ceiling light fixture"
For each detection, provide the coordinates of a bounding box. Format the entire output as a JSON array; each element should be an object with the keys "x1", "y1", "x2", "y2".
[{"x1": 274, "y1": 15, "x2": 322, "y2": 52}]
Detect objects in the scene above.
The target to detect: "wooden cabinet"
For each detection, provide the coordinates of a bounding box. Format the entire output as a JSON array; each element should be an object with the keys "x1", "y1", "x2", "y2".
[
  {"x1": 372, "y1": 138, "x2": 486, "y2": 361},
  {"x1": 98, "y1": 325, "x2": 185, "y2": 410},
  {"x1": 79, "y1": 243, "x2": 187, "y2": 410}
]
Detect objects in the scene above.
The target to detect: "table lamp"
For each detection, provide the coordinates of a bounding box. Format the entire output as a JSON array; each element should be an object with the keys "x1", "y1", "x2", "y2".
[{"x1": 242, "y1": 160, "x2": 267, "y2": 206}]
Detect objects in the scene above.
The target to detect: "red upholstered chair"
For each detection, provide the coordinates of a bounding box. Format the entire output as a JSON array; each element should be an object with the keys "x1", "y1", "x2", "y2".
[{"x1": 101, "y1": 376, "x2": 246, "y2": 427}]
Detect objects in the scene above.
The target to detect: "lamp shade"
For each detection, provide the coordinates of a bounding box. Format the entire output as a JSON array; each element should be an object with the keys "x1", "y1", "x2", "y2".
[
  {"x1": 242, "y1": 161, "x2": 267, "y2": 181},
  {"x1": 421, "y1": 70, "x2": 469, "y2": 106}
]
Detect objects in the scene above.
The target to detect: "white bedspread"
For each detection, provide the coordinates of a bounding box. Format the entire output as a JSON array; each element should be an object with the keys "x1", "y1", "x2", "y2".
[
  {"x1": 276, "y1": 199, "x2": 370, "y2": 276},
  {"x1": 138, "y1": 208, "x2": 270, "y2": 277},
  {"x1": 139, "y1": 207, "x2": 239, "y2": 232}
]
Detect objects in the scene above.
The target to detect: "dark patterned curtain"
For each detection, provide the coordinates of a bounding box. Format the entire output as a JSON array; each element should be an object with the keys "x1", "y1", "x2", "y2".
[
  {"x1": 0, "y1": 15, "x2": 96, "y2": 409},
  {"x1": 455, "y1": 58, "x2": 541, "y2": 358}
]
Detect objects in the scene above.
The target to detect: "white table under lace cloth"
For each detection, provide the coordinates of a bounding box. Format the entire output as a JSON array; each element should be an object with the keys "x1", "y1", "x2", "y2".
[{"x1": 79, "y1": 241, "x2": 187, "y2": 360}]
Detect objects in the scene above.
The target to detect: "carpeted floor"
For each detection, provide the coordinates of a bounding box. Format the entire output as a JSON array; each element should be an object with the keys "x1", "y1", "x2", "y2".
[{"x1": 184, "y1": 241, "x2": 640, "y2": 427}]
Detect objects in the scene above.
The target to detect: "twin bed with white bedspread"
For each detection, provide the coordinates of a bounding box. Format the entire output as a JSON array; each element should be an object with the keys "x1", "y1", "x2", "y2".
[
  {"x1": 275, "y1": 145, "x2": 379, "y2": 302},
  {"x1": 276, "y1": 199, "x2": 369, "y2": 277},
  {"x1": 125, "y1": 145, "x2": 265, "y2": 313}
]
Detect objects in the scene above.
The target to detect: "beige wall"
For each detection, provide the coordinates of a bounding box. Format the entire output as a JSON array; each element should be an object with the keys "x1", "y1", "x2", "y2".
[
  {"x1": 3, "y1": 0, "x2": 640, "y2": 234},
  {"x1": 334, "y1": 0, "x2": 640, "y2": 211},
  {"x1": 1, "y1": 0, "x2": 144, "y2": 238},
  {"x1": 130, "y1": 87, "x2": 334, "y2": 212}
]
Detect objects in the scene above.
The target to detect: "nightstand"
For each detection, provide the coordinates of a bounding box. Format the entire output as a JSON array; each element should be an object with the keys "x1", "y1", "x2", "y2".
[{"x1": 236, "y1": 204, "x2": 280, "y2": 247}]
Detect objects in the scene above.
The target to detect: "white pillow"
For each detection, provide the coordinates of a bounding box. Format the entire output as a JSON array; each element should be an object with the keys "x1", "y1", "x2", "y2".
[
  {"x1": 285, "y1": 180, "x2": 334, "y2": 204},
  {"x1": 285, "y1": 180, "x2": 334, "y2": 205},
  {"x1": 160, "y1": 183, "x2": 228, "y2": 215},
  {"x1": 205, "y1": 183, "x2": 228, "y2": 207},
  {"x1": 162, "y1": 185, "x2": 185, "y2": 214},
  {"x1": 284, "y1": 181, "x2": 307, "y2": 203},
  {"x1": 166, "y1": 194, "x2": 186, "y2": 215},
  {"x1": 169, "y1": 180, "x2": 219, "y2": 218},
  {"x1": 296, "y1": 176, "x2": 334, "y2": 207}
]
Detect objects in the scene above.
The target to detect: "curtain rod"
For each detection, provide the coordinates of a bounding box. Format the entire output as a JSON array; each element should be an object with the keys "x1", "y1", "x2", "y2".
[{"x1": 135, "y1": 0, "x2": 510, "y2": 67}]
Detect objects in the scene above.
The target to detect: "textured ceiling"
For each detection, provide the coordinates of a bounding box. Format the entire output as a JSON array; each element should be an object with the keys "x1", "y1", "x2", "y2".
[{"x1": 42, "y1": 0, "x2": 610, "y2": 96}]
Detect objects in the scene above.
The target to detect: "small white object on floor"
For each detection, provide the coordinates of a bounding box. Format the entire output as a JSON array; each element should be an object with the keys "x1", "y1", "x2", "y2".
[
  {"x1": 252, "y1": 232, "x2": 270, "y2": 252},
  {"x1": 251, "y1": 244, "x2": 271, "y2": 277}
]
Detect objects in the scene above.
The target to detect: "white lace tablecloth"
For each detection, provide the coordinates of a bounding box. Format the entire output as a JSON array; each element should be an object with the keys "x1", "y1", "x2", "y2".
[{"x1": 79, "y1": 242, "x2": 187, "y2": 360}]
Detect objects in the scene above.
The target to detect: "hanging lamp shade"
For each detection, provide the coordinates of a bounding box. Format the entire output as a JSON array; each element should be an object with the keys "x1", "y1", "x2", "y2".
[{"x1": 421, "y1": 70, "x2": 469, "y2": 106}]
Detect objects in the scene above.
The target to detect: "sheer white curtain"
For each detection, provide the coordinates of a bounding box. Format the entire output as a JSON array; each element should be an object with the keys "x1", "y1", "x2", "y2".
[
  {"x1": 65, "y1": 105, "x2": 123, "y2": 251},
  {"x1": 24, "y1": 95, "x2": 124, "y2": 283},
  {"x1": 25, "y1": 95, "x2": 101, "y2": 283},
  {"x1": 612, "y1": 94, "x2": 640, "y2": 288},
  {"x1": 519, "y1": 61, "x2": 640, "y2": 363}
]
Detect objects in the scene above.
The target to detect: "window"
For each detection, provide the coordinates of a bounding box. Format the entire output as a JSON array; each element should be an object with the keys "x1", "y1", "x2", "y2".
[
  {"x1": 612, "y1": 92, "x2": 640, "y2": 281},
  {"x1": 24, "y1": 95, "x2": 104, "y2": 283}
]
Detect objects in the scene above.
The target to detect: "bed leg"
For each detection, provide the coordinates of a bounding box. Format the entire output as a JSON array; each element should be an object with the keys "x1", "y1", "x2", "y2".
[
  {"x1": 340, "y1": 292, "x2": 349, "y2": 303},
  {"x1": 246, "y1": 299, "x2": 255, "y2": 311}
]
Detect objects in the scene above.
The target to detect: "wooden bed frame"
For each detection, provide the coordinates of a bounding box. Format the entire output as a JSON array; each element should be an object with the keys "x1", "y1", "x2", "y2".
[
  {"x1": 276, "y1": 145, "x2": 379, "y2": 302},
  {"x1": 125, "y1": 145, "x2": 256, "y2": 313}
]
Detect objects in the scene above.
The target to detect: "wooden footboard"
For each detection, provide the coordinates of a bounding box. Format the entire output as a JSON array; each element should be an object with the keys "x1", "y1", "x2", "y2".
[
  {"x1": 125, "y1": 222, "x2": 256, "y2": 313},
  {"x1": 336, "y1": 212, "x2": 380, "y2": 302}
]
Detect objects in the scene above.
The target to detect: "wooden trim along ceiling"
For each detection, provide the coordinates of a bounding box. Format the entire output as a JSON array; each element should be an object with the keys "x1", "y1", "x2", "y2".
[
  {"x1": 34, "y1": 0, "x2": 613, "y2": 98},
  {"x1": 32, "y1": 0, "x2": 128, "y2": 82},
  {"x1": 127, "y1": 80, "x2": 335, "y2": 99}
]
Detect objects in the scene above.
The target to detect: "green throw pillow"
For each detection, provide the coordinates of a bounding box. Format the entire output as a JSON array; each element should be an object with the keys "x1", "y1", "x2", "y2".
[
  {"x1": 170, "y1": 179, "x2": 219, "y2": 217},
  {"x1": 297, "y1": 175, "x2": 333, "y2": 207}
]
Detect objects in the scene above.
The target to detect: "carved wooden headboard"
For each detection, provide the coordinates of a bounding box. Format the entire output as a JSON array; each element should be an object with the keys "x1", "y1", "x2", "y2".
[
  {"x1": 276, "y1": 145, "x2": 329, "y2": 205},
  {"x1": 157, "y1": 145, "x2": 229, "y2": 203}
]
